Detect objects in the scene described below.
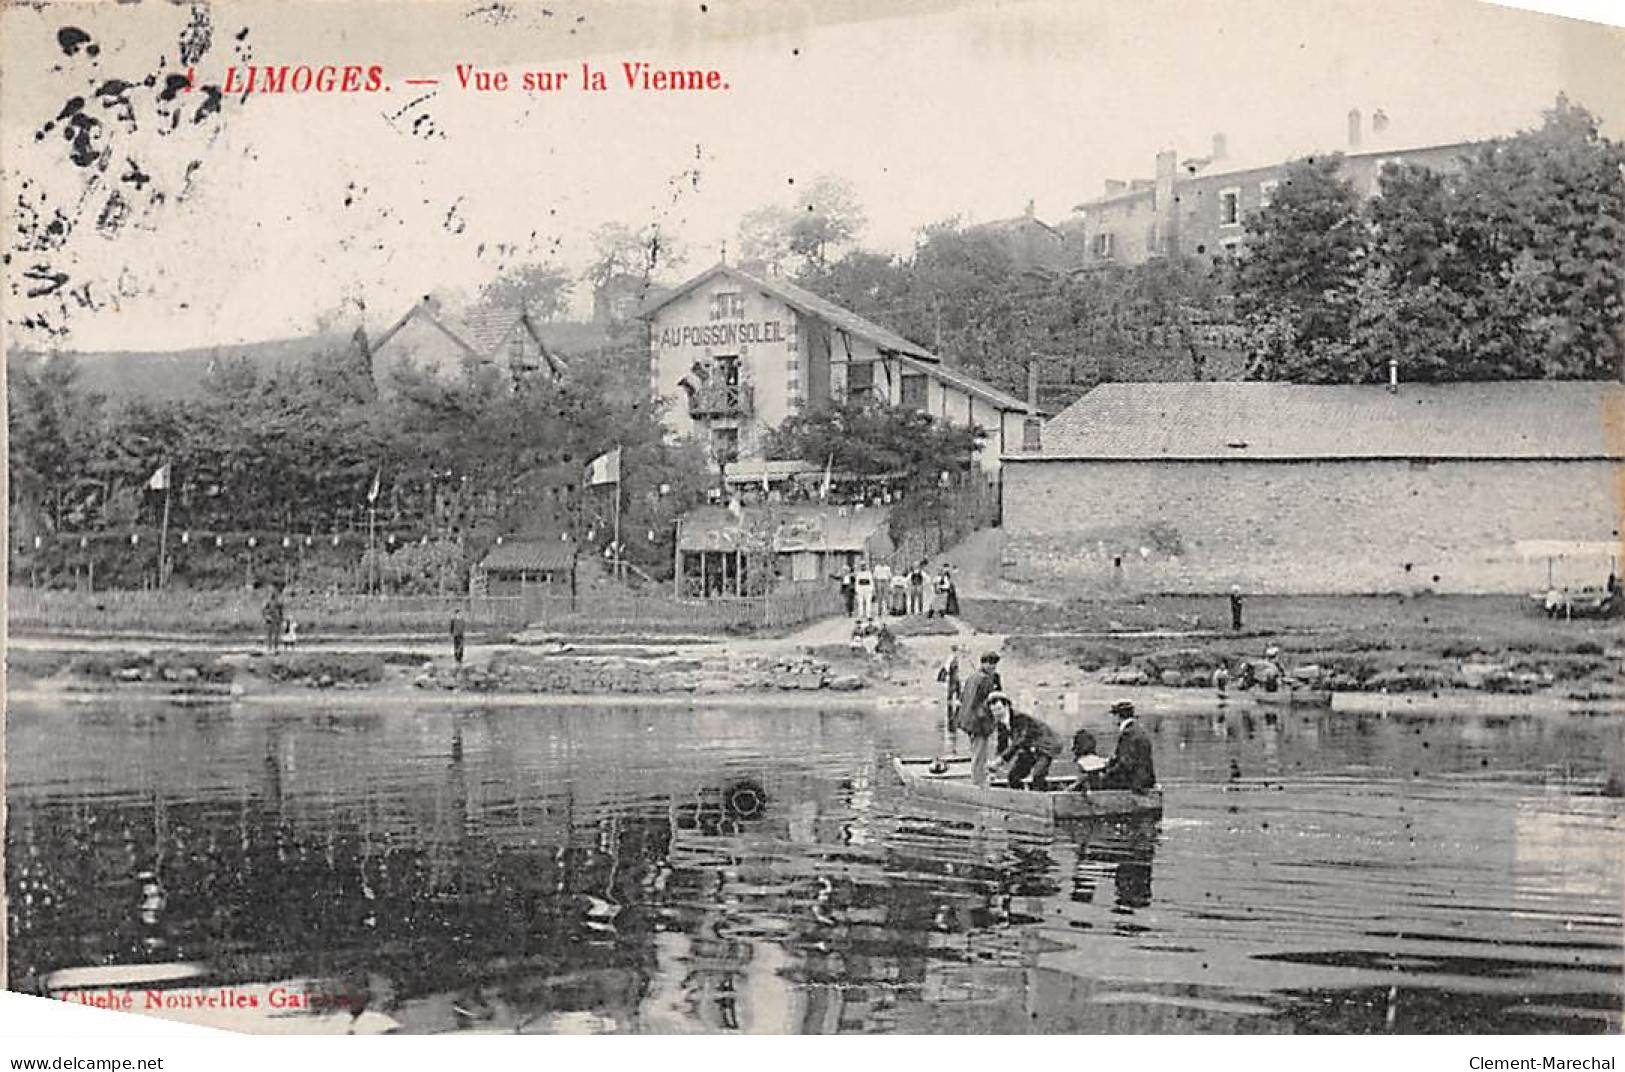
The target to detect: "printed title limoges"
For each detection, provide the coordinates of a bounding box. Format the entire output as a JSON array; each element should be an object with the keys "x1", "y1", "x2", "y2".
[{"x1": 193, "y1": 61, "x2": 729, "y2": 94}]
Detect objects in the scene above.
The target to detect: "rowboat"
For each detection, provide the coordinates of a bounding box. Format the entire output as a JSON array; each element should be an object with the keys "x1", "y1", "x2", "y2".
[
  {"x1": 891, "y1": 756, "x2": 1162, "y2": 820},
  {"x1": 1251, "y1": 687, "x2": 1333, "y2": 708}
]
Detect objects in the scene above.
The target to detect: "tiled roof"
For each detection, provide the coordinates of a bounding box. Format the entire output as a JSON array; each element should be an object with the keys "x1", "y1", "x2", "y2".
[
  {"x1": 678, "y1": 503, "x2": 892, "y2": 553},
  {"x1": 1023, "y1": 380, "x2": 1625, "y2": 461},
  {"x1": 479, "y1": 540, "x2": 577, "y2": 572},
  {"x1": 643, "y1": 262, "x2": 1031, "y2": 413}
]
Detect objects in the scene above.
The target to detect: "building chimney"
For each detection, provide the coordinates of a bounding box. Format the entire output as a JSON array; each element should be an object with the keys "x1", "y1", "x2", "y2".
[
  {"x1": 1388, "y1": 358, "x2": 1399, "y2": 393},
  {"x1": 1211, "y1": 132, "x2": 1228, "y2": 163},
  {"x1": 1154, "y1": 149, "x2": 1179, "y2": 255},
  {"x1": 1024, "y1": 198, "x2": 1035, "y2": 218},
  {"x1": 1023, "y1": 361, "x2": 1042, "y2": 451},
  {"x1": 1104, "y1": 179, "x2": 1127, "y2": 197},
  {"x1": 1347, "y1": 108, "x2": 1363, "y2": 150}
]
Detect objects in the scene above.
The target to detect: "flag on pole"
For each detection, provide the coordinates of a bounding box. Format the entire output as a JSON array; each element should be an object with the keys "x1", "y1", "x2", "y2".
[
  {"x1": 819, "y1": 453, "x2": 834, "y2": 501},
  {"x1": 585, "y1": 447, "x2": 622, "y2": 487},
  {"x1": 147, "y1": 464, "x2": 171, "y2": 491},
  {"x1": 367, "y1": 467, "x2": 381, "y2": 504}
]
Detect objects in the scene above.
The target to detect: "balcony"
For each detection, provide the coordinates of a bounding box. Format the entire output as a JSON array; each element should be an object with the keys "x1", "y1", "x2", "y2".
[{"x1": 688, "y1": 382, "x2": 754, "y2": 419}]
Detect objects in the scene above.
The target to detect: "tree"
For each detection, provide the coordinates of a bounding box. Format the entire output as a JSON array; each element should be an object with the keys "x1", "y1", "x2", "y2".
[
  {"x1": 585, "y1": 222, "x2": 686, "y2": 290},
  {"x1": 737, "y1": 175, "x2": 867, "y2": 274},
  {"x1": 1236, "y1": 154, "x2": 1366, "y2": 382},
  {"x1": 475, "y1": 263, "x2": 573, "y2": 322},
  {"x1": 6, "y1": 353, "x2": 105, "y2": 532},
  {"x1": 1360, "y1": 96, "x2": 1625, "y2": 381}
]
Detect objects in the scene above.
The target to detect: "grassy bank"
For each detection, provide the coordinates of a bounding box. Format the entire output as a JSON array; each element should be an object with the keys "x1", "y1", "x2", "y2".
[
  {"x1": 968, "y1": 594, "x2": 1624, "y2": 697},
  {"x1": 7, "y1": 587, "x2": 525, "y2": 638}
]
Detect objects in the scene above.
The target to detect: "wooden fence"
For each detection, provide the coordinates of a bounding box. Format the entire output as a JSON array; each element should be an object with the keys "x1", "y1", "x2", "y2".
[{"x1": 8, "y1": 581, "x2": 842, "y2": 637}]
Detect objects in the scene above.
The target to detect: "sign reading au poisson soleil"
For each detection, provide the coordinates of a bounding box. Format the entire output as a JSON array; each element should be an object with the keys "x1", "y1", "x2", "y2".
[{"x1": 657, "y1": 321, "x2": 788, "y2": 348}]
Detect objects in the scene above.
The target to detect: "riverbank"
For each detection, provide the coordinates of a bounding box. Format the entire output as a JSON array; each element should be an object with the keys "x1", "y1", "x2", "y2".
[{"x1": 8, "y1": 591, "x2": 1623, "y2": 714}]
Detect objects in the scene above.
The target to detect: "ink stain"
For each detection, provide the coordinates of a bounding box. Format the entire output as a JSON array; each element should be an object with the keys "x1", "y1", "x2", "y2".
[{"x1": 56, "y1": 27, "x2": 95, "y2": 57}]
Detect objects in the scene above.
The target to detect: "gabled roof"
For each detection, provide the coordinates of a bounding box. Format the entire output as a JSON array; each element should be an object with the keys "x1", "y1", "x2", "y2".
[
  {"x1": 644, "y1": 262, "x2": 1031, "y2": 413},
  {"x1": 479, "y1": 539, "x2": 576, "y2": 572},
  {"x1": 371, "y1": 300, "x2": 567, "y2": 376},
  {"x1": 371, "y1": 301, "x2": 480, "y2": 359},
  {"x1": 1023, "y1": 380, "x2": 1625, "y2": 461},
  {"x1": 642, "y1": 262, "x2": 937, "y2": 362}
]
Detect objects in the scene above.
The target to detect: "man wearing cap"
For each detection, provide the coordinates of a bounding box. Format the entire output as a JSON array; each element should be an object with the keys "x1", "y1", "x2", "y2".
[
  {"x1": 953, "y1": 651, "x2": 1003, "y2": 788},
  {"x1": 989, "y1": 694, "x2": 1065, "y2": 791},
  {"x1": 1096, "y1": 700, "x2": 1156, "y2": 792}
]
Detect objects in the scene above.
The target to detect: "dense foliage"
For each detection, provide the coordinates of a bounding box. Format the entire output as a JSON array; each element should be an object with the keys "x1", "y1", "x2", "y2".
[
  {"x1": 762, "y1": 398, "x2": 986, "y2": 550},
  {"x1": 1242, "y1": 97, "x2": 1625, "y2": 383},
  {"x1": 7, "y1": 347, "x2": 710, "y2": 588}
]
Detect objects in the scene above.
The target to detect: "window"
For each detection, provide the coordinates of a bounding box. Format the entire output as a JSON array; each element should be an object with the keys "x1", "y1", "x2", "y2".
[
  {"x1": 715, "y1": 355, "x2": 740, "y2": 386},
  {"x1": 1218, "y1": 187, "x2": 1241, "y2": 227},
  {"x1": 846, "y1": 360, "x2": 875, "y2": 401},
  {"x1": 901, "y1": 373, "x2": 928, "y2": 411},
  {"x1": 1259, "y1": 180, "x2": 1279, "y2": 208},
  {"x1": 711, "y1": 426, "x2": 739, "y2": 464},
  {"x1": 1092, "y1": 232, "x2": 1115, "y2": 259},
  {"x1": 710, "y1": 291, "x2": 745, "y2": 320}
]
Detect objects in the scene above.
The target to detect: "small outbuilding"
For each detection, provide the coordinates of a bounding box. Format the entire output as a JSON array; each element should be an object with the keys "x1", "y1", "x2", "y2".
[
  {"x1": 675, "y1": 503, "x2": 894, "y2": 597},
  {"x1": 473, "y1": 539, "x2": 578, "y2": 598}
]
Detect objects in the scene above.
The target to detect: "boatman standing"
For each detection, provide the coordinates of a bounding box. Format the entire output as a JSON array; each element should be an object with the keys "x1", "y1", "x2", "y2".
[
  {"x1": 1095, "y1": 700, "x2": 1157, "y2": 792},
  {"x1": 953, "y1": 651, "x2": 1003, "y2": 788}
]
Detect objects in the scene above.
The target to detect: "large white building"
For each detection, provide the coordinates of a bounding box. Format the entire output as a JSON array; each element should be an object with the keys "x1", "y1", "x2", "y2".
[{"x1": 643, "y1": 262, "x2": 1034, "y2": 475}]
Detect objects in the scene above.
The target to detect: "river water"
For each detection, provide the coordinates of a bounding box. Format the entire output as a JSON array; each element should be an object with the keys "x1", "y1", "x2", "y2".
[{"x1": 7, "y1": 696, "x2": 1623, "y2": 1034}]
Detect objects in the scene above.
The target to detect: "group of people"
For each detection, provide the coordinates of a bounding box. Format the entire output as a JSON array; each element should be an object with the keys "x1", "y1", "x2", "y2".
[
  {"x1": 840, "y1": 561, "x2": 959, "y2": 622},
  {"x1": 1213, "y1": 645, "x2": 1289, "y2": 693},
  {"x1": 940, "y1": 648, "x2": 1157, "y2": 793}
]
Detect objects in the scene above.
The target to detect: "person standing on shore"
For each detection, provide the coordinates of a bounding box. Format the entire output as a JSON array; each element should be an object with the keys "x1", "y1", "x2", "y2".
[
  {"x1": 1230, "y1": 585, "x2": 1244, "y2": 631},
  {"x1": 953, "y1": 651, "x2": 1003, "y2": 788},
  {"x1": 908, "y1": 562, "x2": 926, "y2": 615},
  {"x1": 839, "y1": 567, "x2": 856, "y2": 617},
  {"x1": 450, "y1": 610, "x2": 467, "y2": 666},
  {"x1": 937, "y1": 644, "x2": 963, "y2": 742},
  {"x1": 261, "y1": 586, "x2": 285, "y2": 655},
  {"x1": 943, "y1": 568, "x2": 961, "y2": 617},
  {"x1": 854, "y1": 562, "x2": 876, "y2": 622},
  {"x1": 872, "y1": 560, "x2": 893, "y2": 615}
]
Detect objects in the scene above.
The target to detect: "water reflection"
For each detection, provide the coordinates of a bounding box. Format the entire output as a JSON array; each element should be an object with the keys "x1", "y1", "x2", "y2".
[{"x1": 7, "y1": 700, "x2": 1622, "y2": 1034}]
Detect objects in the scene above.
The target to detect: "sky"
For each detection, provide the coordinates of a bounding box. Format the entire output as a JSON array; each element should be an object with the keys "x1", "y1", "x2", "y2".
[{"x1": 2, "y1": 0, "x2": 1623, "y2": 352}]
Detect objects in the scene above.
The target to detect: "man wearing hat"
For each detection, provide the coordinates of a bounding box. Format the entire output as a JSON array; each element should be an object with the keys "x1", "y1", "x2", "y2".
[
  {"x1": 1096, "y1": 700, "x2": 1156, "y2": 792},
  {"x1": 953, "y1": 651, "x2": 1004, "y2": 788}
]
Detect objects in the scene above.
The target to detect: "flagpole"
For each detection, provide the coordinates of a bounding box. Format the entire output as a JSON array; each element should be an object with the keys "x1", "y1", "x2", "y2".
[
  {"x1": 157, "y1": 475, "x2": 172, "y2": 589},
  {"x1": 612, "y1": 443, "x2": 622, "y2": 583},
  {"x1": 368, "y1": 504, "x2": 377, "y2": 596}
]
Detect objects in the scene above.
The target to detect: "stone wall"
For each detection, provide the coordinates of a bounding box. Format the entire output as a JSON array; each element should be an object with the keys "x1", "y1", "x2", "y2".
[{"x1": 1001, "y1": 458, "x2": 1624, "y2": 594}]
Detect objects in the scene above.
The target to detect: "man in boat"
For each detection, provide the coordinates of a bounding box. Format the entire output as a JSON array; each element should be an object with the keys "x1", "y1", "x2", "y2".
[
  {"x1": 988, "y1": 694, "x2": 1065, "y2": 791},
  {"x1": 1090, "y1": 700, "x2": 1156, "y2": 792},
  {"x1": 953, "y1": 651, "x2": 1003, "y2": 788}
]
